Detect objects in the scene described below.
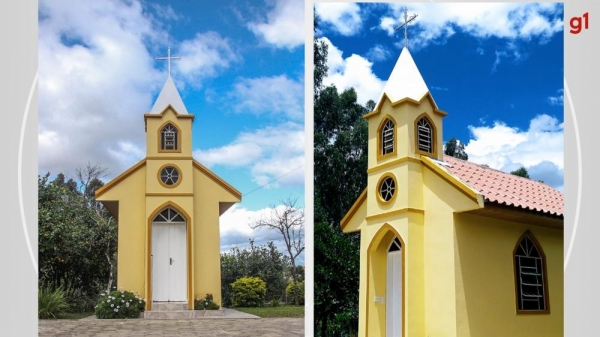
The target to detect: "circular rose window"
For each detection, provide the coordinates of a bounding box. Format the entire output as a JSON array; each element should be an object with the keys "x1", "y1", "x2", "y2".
[
  {"x1": 379, "y1": 176, "x2": 396, "y2": 202},
  {"x1": 160, "y1": 166, "x2": 180, "y2": 186}
]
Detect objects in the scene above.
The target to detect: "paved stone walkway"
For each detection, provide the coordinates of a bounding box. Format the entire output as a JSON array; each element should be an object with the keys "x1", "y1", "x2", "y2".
[{"x1": 39, "y1": 317, "x2": 304, "y2": 336}]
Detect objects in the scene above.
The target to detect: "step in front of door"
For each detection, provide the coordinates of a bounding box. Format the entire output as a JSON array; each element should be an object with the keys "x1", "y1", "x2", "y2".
[
  {"x1": 144, "y1": 302, "x2": 225, "y2": 319},
  {"x1": 150, "y1": 302, "x2": 188, "y2": 311}
]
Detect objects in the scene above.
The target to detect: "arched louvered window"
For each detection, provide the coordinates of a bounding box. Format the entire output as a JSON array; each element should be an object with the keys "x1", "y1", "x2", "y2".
[
  {"x1": 514, "y1": 232, "x2": 548, "y2": 312},
  {"x1": 161, "y1": 123, "x2": 178, "y2": 150},
  {"x1": 381, "y1": 119, "x2": 394, "y2": 155},
  {"x1": 416, "y1": 117, "x2": 433, "y2": 153}
]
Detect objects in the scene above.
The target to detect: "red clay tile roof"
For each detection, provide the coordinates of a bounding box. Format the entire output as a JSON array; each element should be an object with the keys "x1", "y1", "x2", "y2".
[{"x1": 439, "y1": 155, "x2": 564, "y2": 217}]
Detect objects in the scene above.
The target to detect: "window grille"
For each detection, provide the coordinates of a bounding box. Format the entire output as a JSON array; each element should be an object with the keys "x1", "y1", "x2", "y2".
[
  {"x1": 379, "y1": 176, "x2": 396, "y2": 202},
  {"x1": 417, "y1": 118, "x2": 432, "y2": 153},
  {"x1": 515, "y1": 235, "x2": 547, "y2": 311},
  {"x1": 161, "y1": 124, "x2": 178, "y2": 150},
  {"x1": 160, "y1": 166, "x2": 179, "y2": 186},
  {"x1": 382, "y1": 119, "x2": 394, "y2": 155}
]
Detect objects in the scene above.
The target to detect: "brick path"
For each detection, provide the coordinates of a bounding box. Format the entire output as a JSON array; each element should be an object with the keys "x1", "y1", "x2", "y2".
[{"x1": 38, "y1": 317, "x2": 304, "y2": 336}]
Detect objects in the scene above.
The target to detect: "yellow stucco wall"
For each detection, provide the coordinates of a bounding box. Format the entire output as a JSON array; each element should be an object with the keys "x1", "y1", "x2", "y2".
[
  {"x1": 454, "y1": 213, "x2": 563, "y2": 337},
  {"x1": 191, "y1": 168, "x2": 240, "y2": 306},
  {"x1": 422, "y1": 164, "x2": 563, "y2": 336},
  {"x1": 96, "y1": 165, "x2": 147, "y2": 297},
  {"x1": 421, "y1": 165, "x2": 482, "y2": 336}
]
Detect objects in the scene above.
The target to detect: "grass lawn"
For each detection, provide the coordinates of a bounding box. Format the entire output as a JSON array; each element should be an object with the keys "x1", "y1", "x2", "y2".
[{"x1": 233, "y1": 305, "x2": 304, "y2": 318}]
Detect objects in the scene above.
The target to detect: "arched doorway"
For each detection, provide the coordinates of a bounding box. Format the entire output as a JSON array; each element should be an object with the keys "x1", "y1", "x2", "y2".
[
  {"x1": 151, "y1": 207, "x2": 187, "y2": 302},
  {"x1": 386, "y1": 237, "x2": 402, "y2": 337}
]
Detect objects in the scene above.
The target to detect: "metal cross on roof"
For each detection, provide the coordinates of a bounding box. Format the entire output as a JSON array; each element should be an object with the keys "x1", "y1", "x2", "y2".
[
  {"x1": 394, "y1": 7, "x2": 418, "y2": 49},
  {"x1": 156, "y1": 47, "x2": 181, "y2": 77}
]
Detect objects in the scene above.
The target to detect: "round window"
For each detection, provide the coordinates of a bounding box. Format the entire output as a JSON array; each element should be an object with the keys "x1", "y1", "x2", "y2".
[
  {"x1": 160, "y1": 166, "x2": 179, "y2": 186},
  {"x1": 379, "y1": 176, "x2": 396, "y2": 202}
]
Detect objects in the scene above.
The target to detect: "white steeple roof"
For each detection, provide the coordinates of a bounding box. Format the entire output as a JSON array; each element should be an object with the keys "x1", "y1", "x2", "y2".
[
  {"x1": 150, "y1": 75, "x2": 188, "y2": 114},
  {"x1": 381, "y1": 47, "x2": 430, "y2": 103}
]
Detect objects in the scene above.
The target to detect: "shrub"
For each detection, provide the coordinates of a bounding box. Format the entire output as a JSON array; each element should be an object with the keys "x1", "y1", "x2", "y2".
[
  {"x1": 95, "y1": 289, "x2": 145, "y2": 319},
  {"x1": 286, "y1": 280, "x2": 305, "y2": 305},
  {"x1": 194, "y1": 293, "x2": 220, "y2": 310},
  {"x1": 39, "y1": 286, "x2": 68, "y2": 319},
  {"x1": 231, "y1": 276, "x2": 267, "y2": 307}
]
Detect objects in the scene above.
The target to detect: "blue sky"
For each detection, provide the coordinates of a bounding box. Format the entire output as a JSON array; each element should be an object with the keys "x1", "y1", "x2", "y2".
[
  {"x1": 38, "y1": 0, "x2": 305, "y2": 261},
  {"x1": 315, "y1": 2, "x2": 564, "y2": 190}
]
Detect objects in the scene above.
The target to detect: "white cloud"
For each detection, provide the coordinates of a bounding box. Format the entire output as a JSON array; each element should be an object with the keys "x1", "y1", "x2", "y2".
[
  {"x1": 174, "y1": 32, "x2": 239, "y2": 85},
  {"x1": 366, "y1": 44, "x2": 391, "y2": 62},
  {"x1": 465, "y1": 114, "x2": 563, "y2": 189},
  {"x1": 381, "y1": 3, "x2": 563, "y2": 51},
  {"x1": 315, "y1": 3, "x2": 363, "y2": 36},
  {"x1": 548, "y1": 89, "x2": 564, "y2": 106},
  {"x1": 491, "y1": 42, "x2": 523, "y2": 72},
  {"x1": 247, "y1": 0, "x2": 304, "y2": 50},
  {"x1": 194, "y1": 122, "x2": 304, "y2": 188},
  {"x1": 229, "y1": 75, "x2": 304, "y2": 120},
  {"x1": 321, "y1": 37, "x2": 385, "y2": 105},
  {"x1": 38, "y1": 0, "x2": 240, "y2": 179},
  {"x1": 38, "y1": 0, "x2": 162, "y2": 177}
]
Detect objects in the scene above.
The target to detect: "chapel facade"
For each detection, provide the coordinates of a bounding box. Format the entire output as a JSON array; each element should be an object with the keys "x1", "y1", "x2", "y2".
[
  {"x1": 95, "y1": 75, "x2": 241, "y2": 311},
  {"x1": 341, "y1": 47, "x2": 564, "y2": 336}
]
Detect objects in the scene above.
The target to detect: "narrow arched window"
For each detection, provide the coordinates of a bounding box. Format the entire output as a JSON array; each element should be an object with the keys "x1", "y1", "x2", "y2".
[
  {"x1": 514, "y1": 233, "x2": 548, "y2": 312},
  {"x1": 161, "y1": 123, "x2": 178, "y2": 150},
  {"x1": 382, "y1": 119, "x2": 394, "y2": 155},
  {"x1": 416, "y1": 117, "x2": 432, "y2": 153}
]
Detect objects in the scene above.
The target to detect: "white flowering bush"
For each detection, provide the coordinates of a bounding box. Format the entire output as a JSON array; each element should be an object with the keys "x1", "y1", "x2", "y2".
[{"x1": 95, "y1": 288, "x2": 146, "y2": 319}]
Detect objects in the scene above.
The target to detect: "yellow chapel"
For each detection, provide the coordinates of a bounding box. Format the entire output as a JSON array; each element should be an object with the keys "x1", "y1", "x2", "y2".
[
  {"x1": 341, "y1": 47, "x2": 564, "y2": 336},
  {"x1": 95, "y1": 75, "x2": 241, "y2": 311}
]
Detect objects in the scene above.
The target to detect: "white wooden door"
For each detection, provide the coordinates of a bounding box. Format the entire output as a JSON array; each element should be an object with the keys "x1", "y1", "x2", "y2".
[
  {"x1": 169, "y1": 223, "x2": 187, "y2": 301},
  {"x1": 386, "y1": 249, "x2": 402, "y2": 337},
  {"x1": 152, "y1": 222, "x2": 187, "y2": 302}
]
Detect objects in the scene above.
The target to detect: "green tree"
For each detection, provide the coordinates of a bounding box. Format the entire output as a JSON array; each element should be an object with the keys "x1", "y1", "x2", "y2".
[
  {"x1": 250, "y1": 197, "x2": 304, "y2": 305},
  {"x1": 315, "y1": 222, "x2": 360, "y2": 336},
  {"x1": 314, "y1": 12, "x2": 328, "y2": 97},
  {"x1": 511, "y1": 166, "x2": 530, "y2": 178},
  {"x1": 314, "y1": 16, "x2": 368, "y2": 334},
  {"x1": 38, "y1": 165, "x2": 116, "y2": 311},
  {"x1": 444, "y1": 137, "x2": 469, "y2": 160},
  {"x1": 286, "y1": 280, "x2": 305, "y2": 305},
  {"x1": 221, "y1": 240, "x2": 289, "y2": 307}
]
